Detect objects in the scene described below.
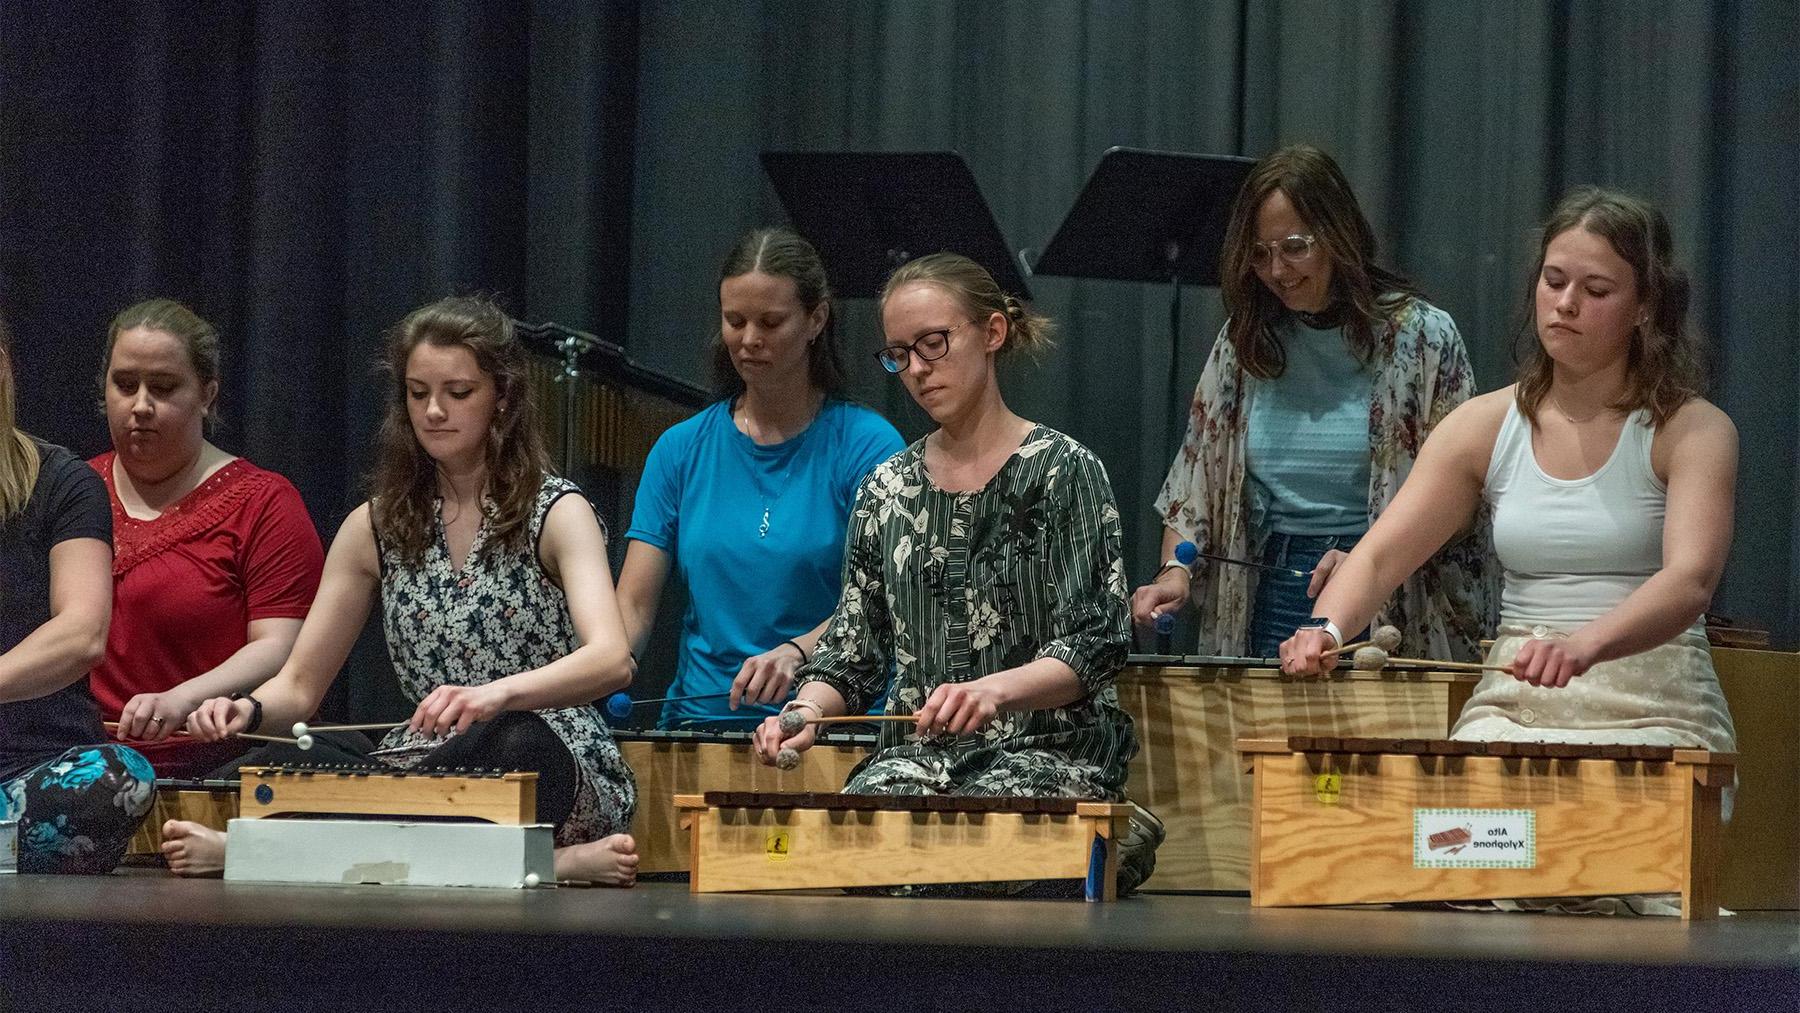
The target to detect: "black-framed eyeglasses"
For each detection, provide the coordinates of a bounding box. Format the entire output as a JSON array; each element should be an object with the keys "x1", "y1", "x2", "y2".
[
  {"x1": 1248, "y1": 234, "x2": 1318, "y2": 269},
  {"x1": 875, "y1": 319, "x2": 975, "y2": 374}
]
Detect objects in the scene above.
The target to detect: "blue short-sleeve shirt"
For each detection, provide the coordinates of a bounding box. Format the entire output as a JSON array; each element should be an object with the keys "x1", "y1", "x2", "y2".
[{"x1": 626, "y1": 399, "x2": 903, "y2": 724}]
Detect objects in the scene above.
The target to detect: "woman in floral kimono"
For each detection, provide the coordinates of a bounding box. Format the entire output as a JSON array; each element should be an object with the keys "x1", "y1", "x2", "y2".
[
  {"x1": 751, "y1": 253, "x2": 1160, "y2": 892},
  {"x1": 1132, "y1": 144, "x2": 1495, "y2": 661}
]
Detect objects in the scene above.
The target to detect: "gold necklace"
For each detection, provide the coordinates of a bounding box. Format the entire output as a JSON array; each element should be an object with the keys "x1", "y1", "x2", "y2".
[{"x1": 1549, "y1": 394, "x2": 1609, "y2": 424}]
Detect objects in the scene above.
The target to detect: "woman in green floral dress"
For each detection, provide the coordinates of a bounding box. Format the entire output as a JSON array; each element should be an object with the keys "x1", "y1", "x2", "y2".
[{"x1": 751, "y1": 253, "x2": 1158, "y2": 889}]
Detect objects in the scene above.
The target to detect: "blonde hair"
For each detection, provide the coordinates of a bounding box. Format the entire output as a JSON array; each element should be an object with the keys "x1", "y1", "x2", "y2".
[
  {"x1": 0, "y1": 315, "x2": 43, "y2": 521},
  {"x1": 879, "y1": 253, "x2": 1055, "y2": 356}
]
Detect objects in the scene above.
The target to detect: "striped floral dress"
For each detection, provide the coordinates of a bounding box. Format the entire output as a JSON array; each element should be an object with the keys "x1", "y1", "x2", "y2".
[{"x1": 798, "y1": 425, "x2": 1137, "y2": 800}]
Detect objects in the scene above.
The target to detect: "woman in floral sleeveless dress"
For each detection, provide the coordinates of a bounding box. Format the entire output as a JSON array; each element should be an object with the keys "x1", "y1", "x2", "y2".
[{"x1": 169, "y1": 297, "x2": 639, "y2": 884}]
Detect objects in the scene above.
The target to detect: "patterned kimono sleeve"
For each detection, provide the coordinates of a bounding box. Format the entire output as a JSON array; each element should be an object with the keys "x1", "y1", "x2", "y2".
[
  {"x1": 1411, "y1": 304, "x2": 1499, "y2": 660},
  {"x1": 1420, "y1": 308, "x2": 1476, "y2": 428},
  {"x1": 1152, "y1": 324, "x2": 1240, "y2": 552},
  {"x1": 1036, "y1": 447, "x2": 1132, "y2": 697},
  {"x1": 795, "y1": 474, "x2": 894, "y2": 714}
]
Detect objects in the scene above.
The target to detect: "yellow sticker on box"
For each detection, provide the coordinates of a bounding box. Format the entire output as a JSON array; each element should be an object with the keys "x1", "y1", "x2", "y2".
[
  {"x1": 1314, "y1": 773, "x2": 1342, "y2": 804},
  {"x1": 765, "y1": 829, "x2": 791, "y2": 862}
]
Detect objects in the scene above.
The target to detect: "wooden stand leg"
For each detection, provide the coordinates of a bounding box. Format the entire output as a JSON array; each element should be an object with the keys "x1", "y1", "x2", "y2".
[
  {"x1": 1682, "y1": 774, "x2": 1723, "y2": 921},
  {"x1": 1248, "y1": 759, "x2": 1265, "y2": 907}
]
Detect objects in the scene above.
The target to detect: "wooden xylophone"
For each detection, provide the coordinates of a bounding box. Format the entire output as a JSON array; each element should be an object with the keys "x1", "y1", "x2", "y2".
[
  {"x1": 676, "y1": 789, "x2": 1133, "y2": 900},
  {"x1": 235, "y1": 764, "x2": 537, "y2": 824},
  {"x1": 222, "y1": 765, "x2": 551, "y2": 889},
  {"x1": 1239, "y1": 735, "x2": 1736, "y2": 920},
  {"x1": 615, "y1": 726, "x2": 873, "y2": 874},
  {"x1": 1116, "y1": 654, "x2": 1480, "y2": 891}
]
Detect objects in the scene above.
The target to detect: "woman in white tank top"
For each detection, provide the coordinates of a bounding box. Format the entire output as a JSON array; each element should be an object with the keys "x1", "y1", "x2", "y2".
[{"x1": 1274, "y1": 187, "x2": 1737, "y2": 768}]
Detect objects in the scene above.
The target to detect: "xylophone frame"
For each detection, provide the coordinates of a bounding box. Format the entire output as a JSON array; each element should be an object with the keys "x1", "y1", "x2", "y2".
[
  {"x1": 676, "y1": 791, "x2": 1134, "y2": 900},
  {"x1": 1239, "y1": 737, "x2": 1737, "y2": 920}
]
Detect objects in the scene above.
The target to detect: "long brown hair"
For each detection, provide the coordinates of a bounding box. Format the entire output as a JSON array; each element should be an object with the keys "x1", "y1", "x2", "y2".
[
  {"x1": 1514, "y1": 187, "x2": 1701, "y2": 427},
  {"x1": 878, "y1": 252, "x2": 1055, "y2": 356},
  {"x1": 370, "y1": 296, "x2": 552, "y2": 565},
  {"x1": 710, "y1": 228, "x2": 848, "y2": 399},
  {"x1": 1220, "y1": 144, "x2": 1422, "y2": 379},
  {"x1": 0, "y1": 312, "x2": 42, "y2": 521}
]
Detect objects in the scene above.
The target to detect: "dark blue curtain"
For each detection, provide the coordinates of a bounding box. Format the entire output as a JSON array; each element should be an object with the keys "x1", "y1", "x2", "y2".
[{"x1": 3, "y1": 0, "x2": 1795, "y2": 703}]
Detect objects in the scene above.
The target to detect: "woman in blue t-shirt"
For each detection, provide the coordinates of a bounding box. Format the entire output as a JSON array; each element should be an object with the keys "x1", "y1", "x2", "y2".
[
  {"x1": 617, "y1": 229, "x2": 903, "y2": 727},
  {"x1": 0, "y1": 314, "x2": 155, "y2": 874}
]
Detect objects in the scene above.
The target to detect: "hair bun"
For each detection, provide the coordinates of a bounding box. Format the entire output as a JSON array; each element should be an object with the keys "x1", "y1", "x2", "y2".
[{"x1": 1002, "y1": 295, "x2": 1025, "y2": 320}]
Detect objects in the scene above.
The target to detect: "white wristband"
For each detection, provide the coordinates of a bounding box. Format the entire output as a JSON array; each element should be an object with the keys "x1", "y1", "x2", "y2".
[{"x1": 1317, "y1": 620, "x2": 1343, "y2": 649}]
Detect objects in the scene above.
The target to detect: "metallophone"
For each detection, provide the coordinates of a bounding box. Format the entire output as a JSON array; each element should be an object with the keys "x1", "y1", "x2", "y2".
[
  {"x1": 208, "y1": 764, "x2": 552, "y2": 889},
  {"x1": 675, "y1": 790, "x2": 1135, "y2": 901},
  {"x1": 1238, "y1": 735, "x2": 1737, "y2": 920}
]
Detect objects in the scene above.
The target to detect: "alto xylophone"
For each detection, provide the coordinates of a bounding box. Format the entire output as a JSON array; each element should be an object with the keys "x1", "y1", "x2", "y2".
[
  {"x1": 1239, "y1": 735, "x2": 1736, "y2": 919},
  {"x1": 614, "y1": 726, "x2": 874, "y2": 874},
  {"x1": 676, "y1": 789, "x2": 1133, "y2": 901}
]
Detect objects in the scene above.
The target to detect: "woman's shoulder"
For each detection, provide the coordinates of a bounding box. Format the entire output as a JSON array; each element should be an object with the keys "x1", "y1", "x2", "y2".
[
  {"x1": 1384, "y1": 294, "x2": 1460, "y2": 343},
  {"x1": 825, "y1": 397, "x2": 900, "y2": 431},
  {"x1": 1438, "y1": 386, "x2": 1516, "y2": 446},
  {"x1": 1018, "y1": 425, "x2": 1107, "y2": 475},
  {"x1": 1655, "y1": 396, "x2": 1735, "y2": 445},
  {"x1": 33, "y1": 440, "x2": 103, "y2": 498},
  {"x1": 653, "y1": 400, "x2": 731, "y2": 449},
  {"x1": 858, "y1": 436, "x2": 925, "y2": 497},
  {"x1": 534, "y1": 472, "x2": 584, "y2": 504}
]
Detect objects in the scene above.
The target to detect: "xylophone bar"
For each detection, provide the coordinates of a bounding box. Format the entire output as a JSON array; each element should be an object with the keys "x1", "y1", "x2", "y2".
[
  {"x1": 254, "y1": 763, "x2": 513, "y2": 778},
  {"x1": 700, "y1": 790, "x2": 1080, "y2": 815},
  {"x1": 1283, "y1": 736, "x2": 1685, "y2": 762}
]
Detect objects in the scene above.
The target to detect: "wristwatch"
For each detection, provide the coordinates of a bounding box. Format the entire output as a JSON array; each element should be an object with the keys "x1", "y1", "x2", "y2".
[
  {"x1": 229, "y1": 692, "x2": 264, "y2": 734},
  {"x1": 1298, "y1": 617, "x2": 1343, "y2": 650}
]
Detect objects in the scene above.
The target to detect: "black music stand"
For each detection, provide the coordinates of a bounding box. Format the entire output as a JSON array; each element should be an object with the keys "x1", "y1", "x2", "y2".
[
  {"x1": 760, "y1": 151, "x2": 1029, "y2": 299},
  {"x1": 1032, "y1": 148, "x2": 1254, "y2": 462}
]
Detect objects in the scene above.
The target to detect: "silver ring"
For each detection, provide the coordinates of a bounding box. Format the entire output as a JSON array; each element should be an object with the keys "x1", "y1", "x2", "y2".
[{"x1": 151, "y1": 716, "x2": 166, "y2": 725}]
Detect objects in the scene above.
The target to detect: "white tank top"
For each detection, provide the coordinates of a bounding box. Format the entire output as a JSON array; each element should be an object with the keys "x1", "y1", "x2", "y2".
[{"x1": 1486, "y1": 402, "x2": 1699, "y2": 634}]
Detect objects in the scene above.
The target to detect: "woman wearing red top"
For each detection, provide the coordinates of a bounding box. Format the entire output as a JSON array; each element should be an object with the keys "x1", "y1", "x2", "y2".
[{"x1": 91, "y1": 299, "x2": 324, "y2": 778}]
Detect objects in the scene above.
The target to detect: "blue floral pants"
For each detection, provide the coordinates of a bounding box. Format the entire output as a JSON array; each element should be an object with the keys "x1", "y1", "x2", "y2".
[{"x1": 1, "y1": 744, "x2": 155, "y2": 874}]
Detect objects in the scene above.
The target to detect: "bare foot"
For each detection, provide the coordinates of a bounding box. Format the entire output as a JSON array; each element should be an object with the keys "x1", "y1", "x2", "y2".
[
  {"x1": 552, "y1": 833, "x2": 638, "y2": 887},
  {"x1": 160, "y1": 819, "x2": 227, "y2": 877}
]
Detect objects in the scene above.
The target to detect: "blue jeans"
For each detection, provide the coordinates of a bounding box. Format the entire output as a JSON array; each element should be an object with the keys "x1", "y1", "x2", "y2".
[{"x1": 1249, "y1": 531, "x2": 1366, "y2": 658}]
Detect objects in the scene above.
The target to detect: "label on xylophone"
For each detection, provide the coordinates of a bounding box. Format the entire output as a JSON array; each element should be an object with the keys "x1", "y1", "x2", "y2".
[{"x1": 1412, "y1": 808, "x2": 1536, "y2": 869}]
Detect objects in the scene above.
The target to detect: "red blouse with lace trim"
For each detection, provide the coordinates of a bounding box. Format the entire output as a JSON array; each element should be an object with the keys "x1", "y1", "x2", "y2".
[{"x1": 88, "y1": 453, "x2": 324, "y2": 776}]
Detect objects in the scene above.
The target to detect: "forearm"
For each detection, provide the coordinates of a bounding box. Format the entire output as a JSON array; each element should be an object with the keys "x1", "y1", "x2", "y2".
[
  {"x1": 0, "y1": 614, "x2": 106, "y2": 705},
  {"x1": 790, "y1": 679, "x2": 848, "y2": 718},
  {"x1": 982, "y1": 657, "x2": 1085, "y2": 713},
  {"x1": 490, "y1": 642, "x2": 636, "y2": 713},
  {"x1": 620, "y1": 597, "x2": 656, "y2": 660},
  {"x1": 1570, "y1": 569, "x2": 1714, "y2": 664},
  {"x1": 1308, "y1": 546, "x2": 1406, "y2": 643},
  {"x1": 168, "y1": 636, "x2": 295, "y2": 706},
  {"x1": 788, "y1": 616, "x2": 832, "y2": 656}
]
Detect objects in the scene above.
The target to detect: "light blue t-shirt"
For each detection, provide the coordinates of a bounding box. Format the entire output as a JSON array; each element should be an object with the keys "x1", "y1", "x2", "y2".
[
  {"x1": 625, "y1": 398, "x2": 904, "y2": 725},
  {"x1": 1244, "y1": 319, "x2": 1373, "y2": 535}
]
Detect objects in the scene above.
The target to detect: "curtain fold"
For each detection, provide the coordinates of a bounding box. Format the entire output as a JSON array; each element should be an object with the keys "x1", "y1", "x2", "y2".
[{"x1": 2, "y1": 0, "x2": 1793, "y2": 663}]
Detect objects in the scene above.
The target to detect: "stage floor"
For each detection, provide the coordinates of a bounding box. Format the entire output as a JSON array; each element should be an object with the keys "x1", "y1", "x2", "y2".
[{"x1": 3, "y1": 874, "x2": 1795, "y2": 1011}]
